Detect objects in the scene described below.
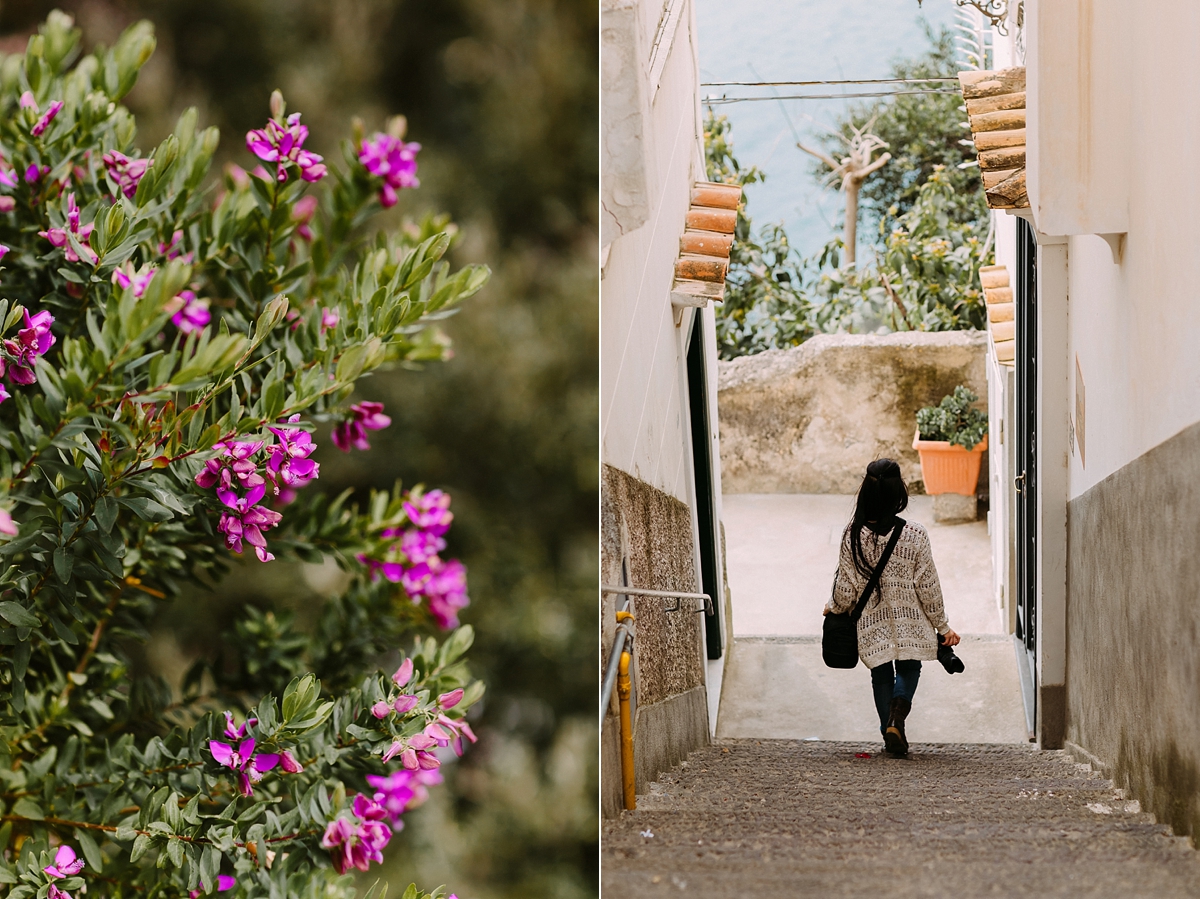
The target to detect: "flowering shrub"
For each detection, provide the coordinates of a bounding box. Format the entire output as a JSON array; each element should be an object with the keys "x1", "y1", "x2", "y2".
[{"x1": 0, "y1": 13, "x2": 490, "y2": 899}]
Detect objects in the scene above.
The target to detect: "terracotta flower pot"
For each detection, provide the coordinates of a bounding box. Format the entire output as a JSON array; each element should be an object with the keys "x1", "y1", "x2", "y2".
[{"x1": 912, "y1": 430, "x2": 988, "y2": 496}]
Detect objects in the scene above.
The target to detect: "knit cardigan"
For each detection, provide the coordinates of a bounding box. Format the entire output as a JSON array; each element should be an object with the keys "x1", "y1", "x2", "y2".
[{"x1": 828, "y1": 519, "x2": 950, "y2": 669}]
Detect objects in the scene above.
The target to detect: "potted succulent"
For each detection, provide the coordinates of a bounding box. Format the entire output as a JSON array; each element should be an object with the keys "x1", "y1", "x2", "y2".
[{"x1": 913, "y1": 386, "x2": 989, "y2": 496}]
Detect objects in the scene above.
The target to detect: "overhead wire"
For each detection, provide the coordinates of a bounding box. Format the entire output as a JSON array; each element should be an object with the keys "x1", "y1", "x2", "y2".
[{"x1": 704, "y1": 90, "x2": 961, "y2": 104}]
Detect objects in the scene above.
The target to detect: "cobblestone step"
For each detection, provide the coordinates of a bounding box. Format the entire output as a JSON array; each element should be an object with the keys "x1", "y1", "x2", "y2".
[{"x1": 602, "y1": 740, "x2": 1200, "y2": 898}]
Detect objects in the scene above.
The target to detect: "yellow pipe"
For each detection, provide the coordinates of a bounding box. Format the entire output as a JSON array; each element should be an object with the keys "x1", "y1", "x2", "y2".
[{"x1": 617, "y1": 650, "x2": 636, "y2": 810}]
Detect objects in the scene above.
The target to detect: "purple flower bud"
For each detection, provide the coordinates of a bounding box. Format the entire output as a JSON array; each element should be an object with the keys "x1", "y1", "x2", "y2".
[
  {"x1": 280, "y1": 749, "x2": 304, "y2": 773},
  {"x1": 371, "y1": 701, "x2": 391, "y2": 719},
  {"x1": 392, "y1": 694, "x2": 418, "y2": 714},
  {"x1": 0, "y1": 508, "x2": 16, "y2": 536},
  {"x1": 103, "y1": 150, "x2": 151, "y2": 197},
  {"x1": 31, "y1": 100, "x2": 63, "y2": 137},
  {"x1": 392, "y1": 657, "x2": 413, "y2": 687},
  {"x1": 437, "y1": 688, "x2": 464, "y2": 710}
]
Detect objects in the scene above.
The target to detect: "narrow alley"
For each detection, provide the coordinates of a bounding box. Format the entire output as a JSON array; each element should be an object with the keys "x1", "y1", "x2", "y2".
[{"x1": 602, "y1": 740, "x2": 1200, "y2": 897}]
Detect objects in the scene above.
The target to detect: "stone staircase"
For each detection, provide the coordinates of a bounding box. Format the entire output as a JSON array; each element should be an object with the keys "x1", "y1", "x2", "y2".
[{"x1": 602, "y1": 740, "x2": 1200, "y2": 898}]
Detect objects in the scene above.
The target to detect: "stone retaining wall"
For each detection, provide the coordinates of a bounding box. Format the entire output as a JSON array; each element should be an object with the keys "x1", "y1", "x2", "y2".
[{"x1": 717, "y1": 332, "x2": 988, "y2": 494}]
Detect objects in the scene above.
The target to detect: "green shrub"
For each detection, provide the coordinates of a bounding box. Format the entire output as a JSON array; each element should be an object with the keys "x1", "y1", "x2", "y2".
[{"x1": 916, "y1": 386, "x2": 987, "y2": 450}]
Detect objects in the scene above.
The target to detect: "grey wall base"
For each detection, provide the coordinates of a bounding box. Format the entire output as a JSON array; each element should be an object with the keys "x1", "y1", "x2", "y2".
[
  {"x1": 1039, "y1": 683, "x2": 1065, "y2": 749},
  {"x1": 1067, "y1": 417, "x2": 1200, "y2": 840},
  {"x1": 602, "y1": 686, "x2": 710, "y2": 818}
]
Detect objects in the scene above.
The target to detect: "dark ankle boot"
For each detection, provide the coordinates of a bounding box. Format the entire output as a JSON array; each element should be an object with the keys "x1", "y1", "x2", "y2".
[{"x1": 884, "y1": 697, "x2": 911, "y2": 757}]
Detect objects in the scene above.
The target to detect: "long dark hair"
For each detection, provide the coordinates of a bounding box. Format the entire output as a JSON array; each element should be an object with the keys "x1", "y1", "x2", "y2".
[{"x1": 848, "y1": 458, "x2": 909, "y2": 581}]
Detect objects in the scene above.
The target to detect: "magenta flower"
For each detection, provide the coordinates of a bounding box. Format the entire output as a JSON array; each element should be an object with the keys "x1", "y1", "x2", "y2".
[
  {"x1": 171, "y1": 290, "x2": 211, "y2": 334},
  {"x1": 371, "y1": 701, "x2": 390, "y2": 719},
  {"x1": 38, "y1": 193, "x2": 96, "y2": 263},
  {"x1": 266, "y1": 416, "x2": 320, "y2": 489},
  {"x1": 320, "y1": 307, "x2": 339, "y2": 333},
  {"x1": 30, "y1": 100, "x2": 63, "y2": 138},
  {"x1": 292, "y1": 194, "x2": 318, "y2": 241},
  {"x1": 103, "y1": 150, "x2": 151, "y2": 198},
  {"x1": 197, "y1": 440, "x2": 266, "y2": 493},
  {"x1": 216, "y1": 482, "x2": 283, "y2": 563},
  {"x1": 433, "y1": 713, "x2": 477, "y2": 756},
  {"x1": 5, "y1": 309, "x2": 56, "y2": 385},
  {"x1": 321, "y1": 799, "x2": 392, "y2": 874},
  {"x1": 0, "y1": 197, "x2": 14, "y2": 212},
  {"x1": 48, "y1": 886, "x2": 72, "y2": 899},
  {"x1": 403, "y1": 489, "x2": 453, "y2": 536},
  {"x1": 158, "y1": 229, "x2": 188, "y2": 260},
  {"x1": 0, "y1": 153, "x2": 17, "y2": 189},
  {"x1": 208, "y1": 737, "x2": 280, "y2": 797},
  {"x1": 44, "y1": 845, "x2": 85, "y2": 878},
  {"x1": 223, "y1": 711, "x2": 257, "y2": 740},
  {"x1": 24, "y1": 163, "x2": 47, "y2": 184},
  {"x1": 112, "y1": 262, "x2": 156, "y2": 297},
  {"x1": 332, "y1": 401, "x2": 391, "y2": 452},
  {"x1": 400, "y1": 528, "x2": 445, "y2": 564},
  {"x1": 359, "y1": 133, "x2": 421, "y2": 207},
  {"x1": 246, "y1": 112, "x2": 327, "y2": 183},
  {"x1": 0, "y1": 245, "x2": 8, "y2": 262},
  {"x1": 392, "y1": 658, "x2": 413, "y2": 687},
  {"x1": 381, "y1": 733, "x2": 441, "y2": 770},
  {"x1": 0, "y1": 385, "x2": 9, "y2": 407},
  {"x1": 189, "y1": 875, "x2": 236, "y2": 897},
  {"x1": 0, "y1": 508, "x2": 16, "y2": 536},
  {"x1": 424, "y1": 559, "x2": 470, "y2": 630},
  {"x1": 365, "y1": 771, "x2": 417, "y2": 829}
]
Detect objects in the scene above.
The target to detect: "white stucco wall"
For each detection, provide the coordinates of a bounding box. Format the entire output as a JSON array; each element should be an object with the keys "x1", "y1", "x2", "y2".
[
  {"x1": 1021, "y1": 1, "x2": 1200, "y2": 500},
  {"x1": 600, "y1": 0, "x2": 705, "y2": 504}
]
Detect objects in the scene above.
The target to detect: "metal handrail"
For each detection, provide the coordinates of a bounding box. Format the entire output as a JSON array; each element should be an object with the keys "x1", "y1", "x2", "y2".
[
  {"x1": 600, "y1": 584, "x2": 713, "y2": 616},
  {"x1": 600, "y1": 623, "x2": 634, "y2": 723}
]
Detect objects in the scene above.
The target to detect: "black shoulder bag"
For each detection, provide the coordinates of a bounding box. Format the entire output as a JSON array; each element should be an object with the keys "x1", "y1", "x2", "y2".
[{"x1": 821, "y1": 518, "x2": 905, "y2": 669}]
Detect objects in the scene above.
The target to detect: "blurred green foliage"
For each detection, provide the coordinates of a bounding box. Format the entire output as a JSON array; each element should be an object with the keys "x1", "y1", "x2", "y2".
[
  {"x1": 0, "y1": 1, "x2": 598, "y2": 897},
  {"x1": 708, "y1": 26, "x2": 992, "y2": 361},
  {"x1": 814, "y1": 25, "x2": 989, "y2": 242}
]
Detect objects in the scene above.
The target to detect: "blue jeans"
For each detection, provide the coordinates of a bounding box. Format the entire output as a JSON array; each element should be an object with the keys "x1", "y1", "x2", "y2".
[{"x1": 870, "y1": 660, "x2": 921, "y2": 734}]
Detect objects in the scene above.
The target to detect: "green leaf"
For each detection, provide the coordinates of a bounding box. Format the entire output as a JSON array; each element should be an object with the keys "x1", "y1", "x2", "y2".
[
  {"x1": 76, "y1": 829, "x2": 104, "y2": 872},
  {"x1": 53, "y1": 546, "x2": 73, "y2": 583},
  {"x1": 11, "y1": 797, "x2": 44, "y2": 819},
  {"x1": 437, "y1": 625, "x2": 474, "y2": 666},
  {"x1": 0, "y1": 601, "x2": 39, "y2": 628},
  {"x1": 117, "y1": 495, "x2": 174, "y2": 522},
  {"x1": 130, "y1": 833, "x2": 152, "y2": 862}
]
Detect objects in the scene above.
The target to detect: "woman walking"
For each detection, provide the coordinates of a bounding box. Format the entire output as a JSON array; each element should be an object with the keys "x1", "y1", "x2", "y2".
[{"x1": 824, "y1": 458, "x2": 960, "y2": 757}]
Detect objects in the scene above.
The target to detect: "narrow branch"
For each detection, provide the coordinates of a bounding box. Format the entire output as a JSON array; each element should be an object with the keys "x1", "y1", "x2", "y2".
[{"x1": 796, "y1": 141, "x2": 841, "y2": 173}]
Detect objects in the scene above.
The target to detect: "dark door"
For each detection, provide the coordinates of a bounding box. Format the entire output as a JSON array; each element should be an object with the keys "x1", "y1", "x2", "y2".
[
  {"x1": 1014, "y1": 217, "x2": 1038, "y2": 699},
  {"x1": 686, "y1": 313, "x2": 722, "y2": 660}
]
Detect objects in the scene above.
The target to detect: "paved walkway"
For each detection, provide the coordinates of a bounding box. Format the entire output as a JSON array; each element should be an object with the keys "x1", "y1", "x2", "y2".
[
  {"x1": 602, "y1": 740, "x2": 1200, "y2": 897},
  {"x1": 717, "y1": 495, "x2": 1028, "y2": 743}
]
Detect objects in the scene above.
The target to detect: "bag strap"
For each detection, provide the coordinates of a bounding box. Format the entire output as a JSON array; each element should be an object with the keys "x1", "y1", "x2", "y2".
[{"x1": 850, "y1": 517, "x2": 905, "y2": 622}]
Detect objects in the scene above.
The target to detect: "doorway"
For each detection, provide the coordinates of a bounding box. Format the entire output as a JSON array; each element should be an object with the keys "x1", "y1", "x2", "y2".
[
  {"x1": 1014, "y1": 217, "x2": 1038, "y2": 725},
  {"x1": 685, "y1": 312, "x2": 722, "y2": 660}
]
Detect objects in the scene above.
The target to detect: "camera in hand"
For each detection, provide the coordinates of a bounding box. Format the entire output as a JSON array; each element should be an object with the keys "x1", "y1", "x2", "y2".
[{"x1": 937, "y1": 633, "x2": 965, "y2": 674}]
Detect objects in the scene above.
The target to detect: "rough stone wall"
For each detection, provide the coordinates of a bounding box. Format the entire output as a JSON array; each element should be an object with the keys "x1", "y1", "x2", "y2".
[
  {"x1": 1066, "y1": 418, "x2": 1200, "y2": 841},
  {"x1": 717, "y1": 332, "x2": 988, "y2": 494},
  {"x1": 601, "y1": 463, "x2": 708, "y2": 816}
]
